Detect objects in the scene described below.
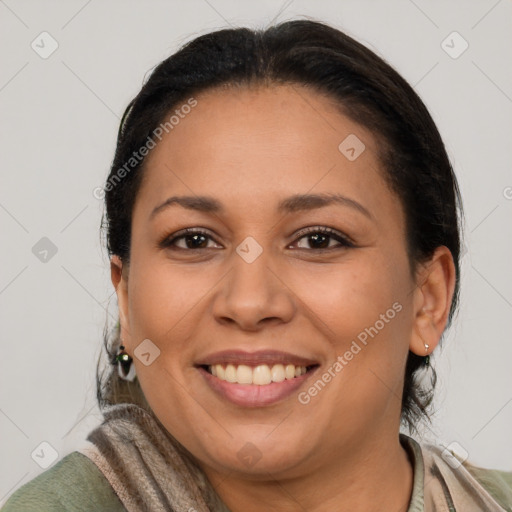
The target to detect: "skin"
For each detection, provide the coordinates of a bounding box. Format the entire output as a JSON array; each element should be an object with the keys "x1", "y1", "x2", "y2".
[{"x1": 111, "y1": 84, "x2": 456, "y2": 512}]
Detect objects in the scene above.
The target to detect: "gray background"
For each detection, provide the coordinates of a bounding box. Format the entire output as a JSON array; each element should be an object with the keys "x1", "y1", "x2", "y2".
[{"x1": 1, "y1": 0, "x2": 511, "y2": 504}]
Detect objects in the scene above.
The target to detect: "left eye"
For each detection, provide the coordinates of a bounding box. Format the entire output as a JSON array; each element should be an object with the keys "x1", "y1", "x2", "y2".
[{"x1": 291, "y1": 227, "x2": 354, "y2": 250}]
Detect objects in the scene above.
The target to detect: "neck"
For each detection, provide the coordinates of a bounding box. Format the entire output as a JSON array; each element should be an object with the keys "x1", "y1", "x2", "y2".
[{"x1": 203, "y1": 433, "x2": 414, "y2": 512}]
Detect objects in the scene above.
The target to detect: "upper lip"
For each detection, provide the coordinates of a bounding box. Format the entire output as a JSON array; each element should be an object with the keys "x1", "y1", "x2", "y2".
[{"x1": 196, "y1": 350, "x2": 319, "y2": 367}]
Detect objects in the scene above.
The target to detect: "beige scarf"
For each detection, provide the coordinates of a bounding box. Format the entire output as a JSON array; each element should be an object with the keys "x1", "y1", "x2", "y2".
[
  {"x1": 79, "y1": 403, "x2": 229, "y2": 512},
  {"x1": 417, "y1": 439, "x2": 508, "y2": 511},
  {"x1": 78, "y1": 403, "x2": 507, "y2": 511}
]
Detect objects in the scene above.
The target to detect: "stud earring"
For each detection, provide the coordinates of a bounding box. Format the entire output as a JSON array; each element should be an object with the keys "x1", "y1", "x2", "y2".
[{"x1": 114, "y1": 344, "x2": 136, "y2": 382}]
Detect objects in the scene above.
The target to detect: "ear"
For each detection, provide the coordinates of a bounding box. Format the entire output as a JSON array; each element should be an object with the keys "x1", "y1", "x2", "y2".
[
  {"x1": 111, "y1": 255, "x2": 132, "y2": 348},
  {"x1": 410, "y1": 246, "x2": 456, "y2": 357}
]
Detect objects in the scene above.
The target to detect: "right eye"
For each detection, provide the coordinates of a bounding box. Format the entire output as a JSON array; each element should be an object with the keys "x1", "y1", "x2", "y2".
[{"x1": 159, "y1": 228, "x2": 222, "y2": 251}]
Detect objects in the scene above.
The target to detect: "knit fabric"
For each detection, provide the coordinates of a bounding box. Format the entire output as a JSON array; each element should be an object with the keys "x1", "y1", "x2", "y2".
[
  {"x1": 2, "y1": 402, "x2": 511, "y2": 511},
  {"x1": 78, "y1": 403, "x2": 229, "y2": 512}
]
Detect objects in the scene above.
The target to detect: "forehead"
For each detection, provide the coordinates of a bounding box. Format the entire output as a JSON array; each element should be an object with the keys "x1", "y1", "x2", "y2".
[{"x1": 134, "y1": 84, "x2": 396, "y2": 223}]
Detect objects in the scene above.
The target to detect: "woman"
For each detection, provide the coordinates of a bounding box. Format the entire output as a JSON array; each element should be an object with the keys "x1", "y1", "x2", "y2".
[{"x1": 3, "y1": 18, "x2": 511, "y2": 512}]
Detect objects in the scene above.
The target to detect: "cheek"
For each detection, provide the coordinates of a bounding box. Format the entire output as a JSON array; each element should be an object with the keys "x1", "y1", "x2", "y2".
[
  {"x1": 127, "y1": 254, "x2": 206, "y2": 342},
  {"x1": 294, "y1": 255, "x2": 412, "y2": 409},
  {"x1": 292, "y1": 254, "x2": 406, "y2": 347}
]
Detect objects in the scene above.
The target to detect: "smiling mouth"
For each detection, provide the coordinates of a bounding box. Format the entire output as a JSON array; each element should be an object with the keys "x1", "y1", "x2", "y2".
[{"x1": 200, "y1": 363, "x2": 319, "y2": 385}]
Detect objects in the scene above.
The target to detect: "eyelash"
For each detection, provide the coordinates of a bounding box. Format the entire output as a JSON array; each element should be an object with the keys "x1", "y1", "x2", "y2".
[{"x1": 159, "y1": 226, "x2": 355, "y2": 252}]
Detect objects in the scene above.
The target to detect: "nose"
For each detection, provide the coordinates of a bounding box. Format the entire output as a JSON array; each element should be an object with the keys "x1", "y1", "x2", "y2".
[{"x1": 211, "y1": 246, "x2": 296, "y2": 331}]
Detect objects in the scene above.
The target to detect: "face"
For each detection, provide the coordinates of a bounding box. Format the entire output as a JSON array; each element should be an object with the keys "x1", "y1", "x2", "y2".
[{"x1": 112, "y1": 84, "x2": 449, "y2": 481}]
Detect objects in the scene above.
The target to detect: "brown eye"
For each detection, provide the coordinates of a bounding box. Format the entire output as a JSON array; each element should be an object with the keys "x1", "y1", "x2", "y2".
[
  {"x1": 175, "y1": 233, "x2": 209, "y2": 249},
  {"x1": 160, "y1": 228, "x2": 221, "y2": 251},
  {"x1": 292, "y1": 227, "x2": 354, "y2": 251}
]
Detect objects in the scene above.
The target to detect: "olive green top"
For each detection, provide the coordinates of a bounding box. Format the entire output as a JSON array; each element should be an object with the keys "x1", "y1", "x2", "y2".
[
  {"x1": 2, "y1": 436, "x2": 511, "y2": 511},
  {"x1": 1, "y1": 452, "x2": 124, "y2": 511}
]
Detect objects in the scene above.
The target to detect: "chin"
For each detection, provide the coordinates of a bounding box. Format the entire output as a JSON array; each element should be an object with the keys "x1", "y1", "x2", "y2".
[{"x1": 193, "y1": 429, "x2": 312, "y2": 478}]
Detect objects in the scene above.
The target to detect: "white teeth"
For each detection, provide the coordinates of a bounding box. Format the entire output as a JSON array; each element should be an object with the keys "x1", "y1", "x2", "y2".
[
  {"x1": 207, "y1": 363, "x2": 309, "y2": 385},
  {"x1": 270, "y1": 364, "x2": 285, "y2": 383},
  {"x1": 225, "y1": 364, "x2": 237, "y2": 383},
  {"x1": 215, "y1": 364, "x2": 225, "y2": 379},
  {"x1": 253, "y1": 365, "x2": 272, "y2": 385},
  {"x1": 285, "y1": 364, "x2": 296, "y2": 379},
  {"x1": 236, "y1": 365, "x2": 253, "y2": 384}
]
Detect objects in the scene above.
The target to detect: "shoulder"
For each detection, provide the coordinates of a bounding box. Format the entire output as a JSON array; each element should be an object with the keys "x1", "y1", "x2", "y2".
[
  {"x1": 463, "y1": 462, "x2": 512, "y2": 511},
  {"x1": 1, "y1": 451, "x2": 125, "y2": 512},
  {"x1": 422, "y1": 439, "x2": 512, "y2": 510}
]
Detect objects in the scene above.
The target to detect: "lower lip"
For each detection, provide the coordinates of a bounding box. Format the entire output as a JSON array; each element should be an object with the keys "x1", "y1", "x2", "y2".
[{"x1": 198, "y1": 366, "x2": 318, "y2": 407}]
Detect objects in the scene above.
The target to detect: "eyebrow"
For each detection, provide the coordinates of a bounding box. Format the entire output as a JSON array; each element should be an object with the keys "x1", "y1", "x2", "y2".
[{"x1": 149, "y1": 193, "x2": 373, "y2": 221}]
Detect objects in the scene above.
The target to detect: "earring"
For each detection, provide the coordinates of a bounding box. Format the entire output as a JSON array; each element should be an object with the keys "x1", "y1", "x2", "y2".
[
  {"x1": 114, "y1": 344, "x2": 136, "y2": 382},
  {"x1": 424, "y1": 343, "x2": 430, "y2": 367}
]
